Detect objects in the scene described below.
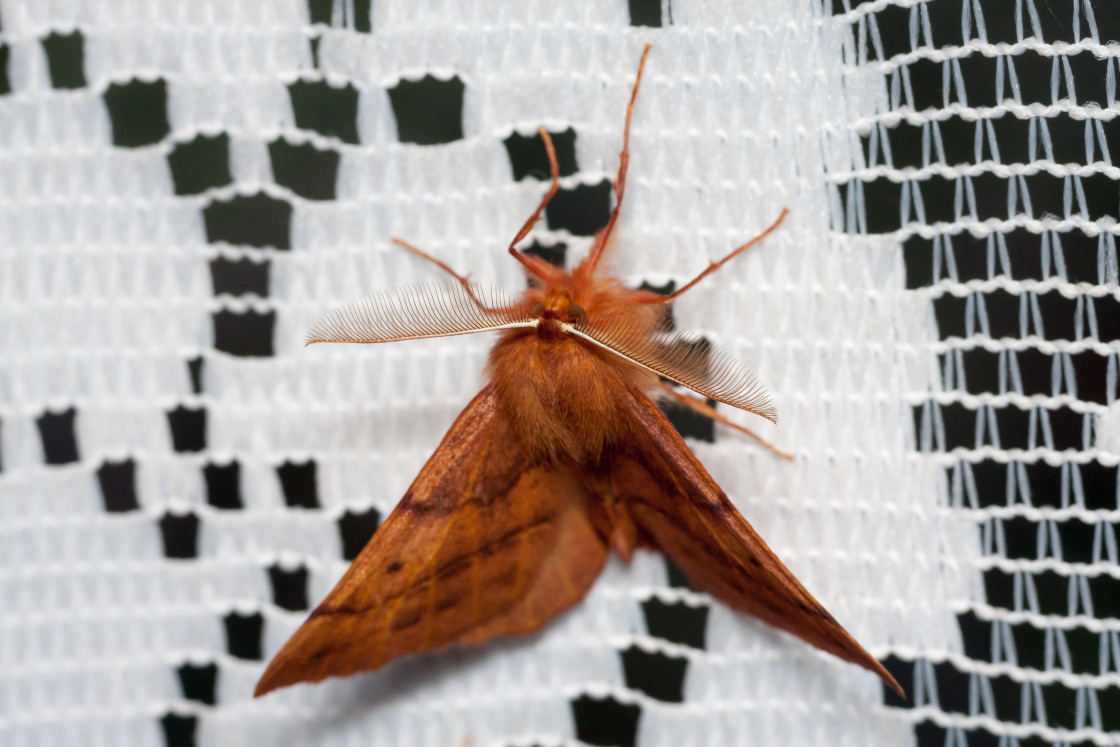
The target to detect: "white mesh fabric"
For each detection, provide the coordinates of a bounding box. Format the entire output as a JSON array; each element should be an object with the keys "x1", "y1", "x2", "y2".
[{"x1": 1, "y1": 1, "x2": 1116, "y2": 746}]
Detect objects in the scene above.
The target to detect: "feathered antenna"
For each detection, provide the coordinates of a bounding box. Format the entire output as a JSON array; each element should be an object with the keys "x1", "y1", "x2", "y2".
[
  {"x1": 306, "y1": 282, "x2": 536, "y2": 345},
  {"x1": 569, "y1": 312, "x2": 776, "y2": 422}
]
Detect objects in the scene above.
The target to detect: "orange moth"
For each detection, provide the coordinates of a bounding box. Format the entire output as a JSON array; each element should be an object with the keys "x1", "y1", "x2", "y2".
[{"x1": 255, "y1": 45, "x2": 903, "y2": 699}]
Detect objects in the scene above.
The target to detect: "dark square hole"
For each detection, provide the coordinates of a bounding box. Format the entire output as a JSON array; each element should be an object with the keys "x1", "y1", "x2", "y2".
[
  {"x1": 1009, "y1": 620, "x2": 1046, "y2": 670},
  {"x1": 628, "y1": 0, "x2": 663, "y2": 27},
  {"x1": 1069, "y1": 350, "x2": 1109, "y2": 405},
  {"x1": 1092, "y1": 294, "x2": 1120, "y2": 342},
  {"x1": 103, "y1": 78, "x2": 170, "y2": 147},
  {"x1": 177, "y1": 662, "x2": 217, "y2": 705},
  {"x1": 929, "y1": 659, "x2": 970, "y2": 714},
  {"x1": 545, "y1": 180, "x2": 612, "y2": 236},
  {"x1": 934, "y1": 117, "x2": 975, "y2": 168},
  {"x1": 277, "y1": 460, "x2": 319, "y2": 509},
  {"x1": 187, "y1": 356, "x2": 204, "y2": 394},
  {"x1": 167, "y1": 406, "x2": 206, "y2": 453},
  {"x1": 268, "y1": 564, "x2": 310, "y2": 611},
  {"x1": 212, "y1": 310, "x2": 276, "y2": 358},
  {"x1": 641, "y1": 597, "x2": 708, "y2": 649},
  {"x1": 0, "y1": 44, "x2": 10, "y2": 97},
  {"x1": 903, "y1": 58, "x2": 945, "y2": 111},
  {"x1": 159, "y1": 511, "x2": 200, "y2": 560},
  {"x1": 1100, "y1": 680, "x2": 1120, "y2": 733},
  {"x1": 855, "y1": 177, "x2": 903, "y2": 234},
  {"x1": 307, "y1": 0, "x2": 371, "y2": 32},
  {"x1": 999, "y1": 516, "x2": 1037, "y2": 560},
  {"x1": 203, "y1": 192, "x2": 292, "y2": 250},
  {"x1": 36, "y1": 407, "x2": 79, "y2": 465},
  {"x1": 503, "y1": 128, "x2": 578, "y2": 181},
  {"x1": 955, "y1": 54, "x2": 998, "y2": 108},
  {"x1": 571, "y1": 695, "x2": 640, "y2": 747},
  {"x1": 1078, "y1": 461, "x2": 1117, "y2": 511},
  {"x1": 209, "y1": 257, "x2": 269, "y2": 297},
  {"x1": 288, "y1": 79, "x2": 360, "y2": 144},
  {"x1": 978, "y1": 290, "x2": 1021, "y2": 338},
  {"x1": 1087, "y1": 574, "x2": 1120, "y2": 619},
  {"x1": 620, "y1": 646, "x2": 686, "y2": 702},
  {"x1": 168, "y1": 133, "x2": 232, "y2": 195},
  {"x1": 982, "y1": 567, "x2": 1014, "y2": 610},
  {"x1": 959, "y1": 348, "x2": 1000, "y2": 395},
  {"x1": 1040, "y1": 680, "x2": 1079, "y2": 730},
  {"x1": 1058, "y1": 230, "x2": 1103, "y2": 286},
  {"x1": 1057, "y1": 517, "x2": 1093, "y2": 564},
  {"x1": 41, "y1": 31, "x2": 86, "y2": 89},
  {"x1": 955, "y1": 611, "x2": 992, "y2": 663},
  {"x1": 268, "y1": 138, "x2": 340, "y2": 200},
  {"x1": 931, "y1": 294, "x2": 967, "y2": 338},
  {"x1": 338, "y1": 507, "x2": 381, "y2": 561},
  {"x1": 223, "y1": 612, "x2": 264, "y2": 660},
  {"x1": 159, "y1": 713, "x2": 197, "y2": 747},
  {"x1": 307, "y1": 0, "x2": 333, "y2": 24},
  {"x1": 1022, "y1": 459, "x2": 1061, "y2": 507},
  {"x1": 871, "y1": 2, "x2": 915, "y2": 59},
  {"x1": 1067, "y1": 51, "x2": 1110, "y2": 108},
  {"x1": 204, "y1": 461, "x2": 242, "y2": 510},
  {"x1": 916, "y1": 176, "x2": 959, "y2": 224},
  {"x1": 1011, "y1": 348, "x2": 1052, "y2": 396},
  {"x1": 97, "y1": 459, "x2": 139, "y2": 513},
  {"x1": 388, "y1": 75, "x2": 465, "y2": 145}
]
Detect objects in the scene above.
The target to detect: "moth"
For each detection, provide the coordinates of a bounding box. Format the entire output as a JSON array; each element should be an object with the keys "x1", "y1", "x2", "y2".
[{"x1": 255, "y1": 45, "x2": 902, "y2": 699}]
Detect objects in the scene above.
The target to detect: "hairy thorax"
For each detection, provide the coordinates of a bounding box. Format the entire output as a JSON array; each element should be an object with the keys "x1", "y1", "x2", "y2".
[{"x1": 485, "y1": 269, "x2": 663, "y2": 464}]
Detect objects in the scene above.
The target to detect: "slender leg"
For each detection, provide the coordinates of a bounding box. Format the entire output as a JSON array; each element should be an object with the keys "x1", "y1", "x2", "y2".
[
  {"x1": 391, "y1": 237, "x2": 501, "y2": 312},
  {"x1": 656, "y1": 380, "x2": 794, "y2": 461},
  {"x1": 392, "y1": 237, "x2": 474, "y2": 290},
  {"x1": 642, "y1": 208, "x2": 789, "y2": 304},
  {"x1": 586, "y1": 43, "x2": 652, "y2": 273},
  {"x1": 505, "y1": 127, "x2": 562, "y2": 284}
]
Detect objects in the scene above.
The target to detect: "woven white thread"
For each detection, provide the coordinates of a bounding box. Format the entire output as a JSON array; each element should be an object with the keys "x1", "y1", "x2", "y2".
[{"x1": 2, "y1": 0, "x2": 1118, "y2": 745}]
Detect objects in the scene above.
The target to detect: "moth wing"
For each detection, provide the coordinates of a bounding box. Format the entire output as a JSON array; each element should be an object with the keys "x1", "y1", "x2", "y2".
[
  {"x1": 255, "y1": 382, "x2": 609, "y2": 696},
  {"x1": 611, "y1": 384, "x2": 904, "y2": 697}
]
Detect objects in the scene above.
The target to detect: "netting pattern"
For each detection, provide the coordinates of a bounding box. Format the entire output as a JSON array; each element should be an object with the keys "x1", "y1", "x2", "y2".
[
  {"x1": 0, "y1": 0, "x2": 1115, "y2": 745},
  {"x1": 830, "y1": 0, "x2": 1120, "y2": 744}
]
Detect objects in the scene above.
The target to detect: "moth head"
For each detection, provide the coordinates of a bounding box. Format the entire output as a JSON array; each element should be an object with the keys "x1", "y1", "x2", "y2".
[{"x1": 531, "y1": 288, "x2": 588, "y2": 326}]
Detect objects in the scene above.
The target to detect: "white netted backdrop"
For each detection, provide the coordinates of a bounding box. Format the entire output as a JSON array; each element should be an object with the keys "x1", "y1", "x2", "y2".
[{"x1": 2, "y1": 1, "x2": 1117, "y2": 745}]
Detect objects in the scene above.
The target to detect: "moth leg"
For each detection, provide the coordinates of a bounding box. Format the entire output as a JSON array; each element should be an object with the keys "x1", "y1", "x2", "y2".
[
  {"x1": 656, "y1": 380, "x2": 793, "y2": 461},
  {"x1": 505, "y1": 129, "x2": 565, "y2": 284},
  {"x1": 640, "y1": 208, "x2": 789, "y2": 304},
  {"x1": 586, "y1": 43, "x2": 652, "y2": 272},
  {"x1": 392, "y1": 237, "x2": 473, "y2": 288},
  {"x1": 391, "y1": 237, "x2": 503, "y2": 312}
]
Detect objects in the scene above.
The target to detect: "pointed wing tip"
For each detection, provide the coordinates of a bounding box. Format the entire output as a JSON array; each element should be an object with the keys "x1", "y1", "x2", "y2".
[
  {"x1": 882, "y1": 669, "x2": 906, "y2": 700},
  {"x1": 863, "y1": 654, "x2": 905, "y2": 700},
  {"x1": 253, "y1": 671, "x2": 280, "y2": 698},
  {"x1": 253, "y1": 657, "x2": 320, "y2": 697}
]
